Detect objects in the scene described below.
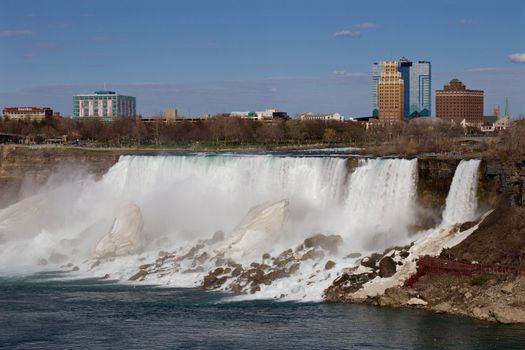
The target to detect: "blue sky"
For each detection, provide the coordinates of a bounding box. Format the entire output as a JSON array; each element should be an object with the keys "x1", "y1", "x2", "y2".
[{"x1": 0, "y1": 0, "x2": 524, "y2": 117}]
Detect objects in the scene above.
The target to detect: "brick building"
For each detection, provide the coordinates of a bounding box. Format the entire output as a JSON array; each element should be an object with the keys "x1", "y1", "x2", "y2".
[
  {"x1": 436, "y1": 79, "x2": 484, "y2": 124},
  {"x1": 378, "y1": 61, "x2": 404, "y2": 122}
]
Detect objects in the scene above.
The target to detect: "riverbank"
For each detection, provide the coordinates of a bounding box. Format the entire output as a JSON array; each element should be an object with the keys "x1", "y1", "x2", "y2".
[{"x1": 324, "y1": 204, "x2": 525, "y2": 324}]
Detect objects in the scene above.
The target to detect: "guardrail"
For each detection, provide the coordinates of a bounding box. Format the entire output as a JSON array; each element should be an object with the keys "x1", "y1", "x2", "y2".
[{"x1": 405, "y1": 255, "x2": 521, "y2": 287}]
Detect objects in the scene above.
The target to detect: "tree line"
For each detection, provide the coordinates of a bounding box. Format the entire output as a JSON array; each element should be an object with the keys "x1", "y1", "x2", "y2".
[{"x1": 0, "y1": 115, "x2": 522, "y2": 156}]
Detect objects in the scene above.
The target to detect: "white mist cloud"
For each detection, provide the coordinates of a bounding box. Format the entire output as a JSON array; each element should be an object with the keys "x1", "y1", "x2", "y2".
[{"x1": 509, "y1": 53, "x2": 525, "y2": 64}]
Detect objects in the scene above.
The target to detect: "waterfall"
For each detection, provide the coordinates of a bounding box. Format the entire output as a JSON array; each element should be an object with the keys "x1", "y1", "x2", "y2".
[
  {"x1": 342, "y1": 158, "x2": 418, "y2": 248},
  {"x1": 442, "y1": 159, "x2": 481, "y2": 225},
  {"x1": 0, "y1": 154, "x2": 418, "y2": 275}
]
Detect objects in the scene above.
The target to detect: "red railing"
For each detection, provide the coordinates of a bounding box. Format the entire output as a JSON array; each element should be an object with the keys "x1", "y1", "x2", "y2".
[{"x1": 404, "y1": 255, "x2": 521, "y2": 287}]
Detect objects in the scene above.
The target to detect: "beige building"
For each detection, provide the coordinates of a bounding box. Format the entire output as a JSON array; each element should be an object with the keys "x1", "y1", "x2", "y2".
[
  {"x1": 378, "y1": 61, "x2": 404, "y2": 122},
  {"x1": 2, "y1": 107, "x2": 53, "y2": 121},
  {"x1": 298, "y1": 112, "x2": 344, "y2": 122},
  {"x1": 164, "y1": 108, "x2": 178, "y2": 122}
]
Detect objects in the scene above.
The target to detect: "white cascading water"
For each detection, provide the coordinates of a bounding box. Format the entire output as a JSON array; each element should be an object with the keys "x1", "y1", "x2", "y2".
[
  {"x1": 0, "y1": 155, "x2": 419, "y2": 300},
  {"x1": 442, "y1": 159, "x2": 481, "y2": 225}
]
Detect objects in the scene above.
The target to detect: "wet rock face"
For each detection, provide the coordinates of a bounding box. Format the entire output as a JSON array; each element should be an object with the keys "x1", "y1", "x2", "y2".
[{"x1": 93, "y1": 204, "x2": 146, "y2": 259}]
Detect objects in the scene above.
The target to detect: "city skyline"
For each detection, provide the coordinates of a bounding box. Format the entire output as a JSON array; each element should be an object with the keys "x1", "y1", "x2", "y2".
[{"x1": 0, "y1": 0, "x2": 524, "y2": 117}]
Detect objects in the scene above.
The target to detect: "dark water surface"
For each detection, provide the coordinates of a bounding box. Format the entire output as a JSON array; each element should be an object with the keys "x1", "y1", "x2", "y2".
[{"x1": 1, "y1": 273, "x2": 524, "y2": 349}]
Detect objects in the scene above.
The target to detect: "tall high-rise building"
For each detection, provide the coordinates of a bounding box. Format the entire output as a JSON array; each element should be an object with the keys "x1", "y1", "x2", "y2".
[
  {"x1": 378, "y1": 61, "x2": 404, "y2": 122},
  {"x1": 372, "y1": 58, "x2": 431, "y2": 119},
  {"x1": 435, "y1": 79, "x2": 483, "y2": 124},
  {"x1": 73, "y1": 91, "x2": 136, "y2": 121}
]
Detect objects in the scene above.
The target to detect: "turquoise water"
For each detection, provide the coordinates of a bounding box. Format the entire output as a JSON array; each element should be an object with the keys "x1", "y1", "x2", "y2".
[{"x1": 1, "y1": 273, "x2": 524, "y2": 349}]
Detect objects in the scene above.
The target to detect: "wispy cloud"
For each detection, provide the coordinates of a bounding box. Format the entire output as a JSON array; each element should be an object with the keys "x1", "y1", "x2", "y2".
[
  {"x1": 509, "y1": 53, "x2": 525, "y2": 64},
  {"x1": 354, "y1": 22, "x2": 378, "y2": 29},
  {"x1": 82, "y1": 12, "x2": 95, "y2": 17},
  {"x1": 332, "y1": 70, "x2": 368, "y2": 78},
  {"x1": 35, "y1": 41, "x2": 61, "y2": 51},
  {"x1": 0, "y1": 29, "x2": 33, "y2": 38},
  {"x1": 91, "y1": 36, "x2": 112, "y2": 43},
  {"x1": 334, "y1": 30, "x2": 361, "y2": 38},
  {"x1": 458, "y1": 19, "x2": 473, "y2": 27},
  {"x1": 467, "y1": 67, "x2": 500, "y2": 72}
]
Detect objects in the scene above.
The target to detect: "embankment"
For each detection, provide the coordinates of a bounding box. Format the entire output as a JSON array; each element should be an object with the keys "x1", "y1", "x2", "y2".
[{"x1": 0, "y1": 145, "x2": 122, "y2": 207}]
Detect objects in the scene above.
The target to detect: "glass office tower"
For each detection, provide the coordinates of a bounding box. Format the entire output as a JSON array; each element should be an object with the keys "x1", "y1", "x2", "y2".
[{"x1": 372, "y1": 58, "x2": 431, "y2": 119}]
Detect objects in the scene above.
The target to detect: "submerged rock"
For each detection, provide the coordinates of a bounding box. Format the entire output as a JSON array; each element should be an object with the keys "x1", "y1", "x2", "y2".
[{"x1": 93, "y1": 204, "x2": 146, "y2": 259}]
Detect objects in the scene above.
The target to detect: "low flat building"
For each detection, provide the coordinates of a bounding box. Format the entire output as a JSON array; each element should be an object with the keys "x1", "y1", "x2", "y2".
[
  {"x1": 481, "y1": 115, "x2": 511, "y2": 133},
  {"x1": 2, "y1": 107, "x2": 53, "y2": 121},
  {"x1": 73, "y1": 91, "x2": 136, "y2": 121},
  {"x1": 230, "y1": 109, "x2": 289, "y2": 121},
  {"x1": 298, "y1": 112, "x2": 344, "y2": 122}
]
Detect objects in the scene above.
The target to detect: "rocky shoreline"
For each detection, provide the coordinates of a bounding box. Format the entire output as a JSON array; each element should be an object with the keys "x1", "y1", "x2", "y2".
[
  {"x1": 323, "y1": 205, "x2": 525, "y2": 324},
  {"x1": 326, "y1": 272, "x2": 525, "y2": 324}
]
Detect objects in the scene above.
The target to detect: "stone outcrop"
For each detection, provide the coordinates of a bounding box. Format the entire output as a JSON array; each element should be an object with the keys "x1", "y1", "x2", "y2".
[
  {"x1": 0, "y1": 145, "x2": 120, "y2": 208},
  {"x1": 93, "y1": 204, "x2": 146, "y2": 258},
  {"x1": 217, "y1": 199, "x2": 289, "y2": 259},
  {"x1": 228, "y1": 199, "x2": 289, "y2": 245}
]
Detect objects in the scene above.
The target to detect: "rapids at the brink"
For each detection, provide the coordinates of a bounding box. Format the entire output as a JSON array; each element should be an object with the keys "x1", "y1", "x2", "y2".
[{"x1": 0, "y1": 154, "x2": 482, "y2": 301}]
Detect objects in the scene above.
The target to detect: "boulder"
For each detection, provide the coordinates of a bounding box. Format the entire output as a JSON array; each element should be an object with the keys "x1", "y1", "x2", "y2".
[
  {"x1": 407, "y1": 297, "x2": 428, "y2": 306},
  {"x1": 378, "y1": 256, "x2": 397, "y2": 278},
  {"x1": 303, "y1": 234, "x2": 343, "y2": 254},
  {"x1": 490, "y1": 306, "x2": 525, "y2": 324},
  {"x1": 501, "y1": 282, "x2": 514, "y2": 294},
  {"x1": 472, "y1": 307, "x2": 490, "y2": 321},
  {"x1": 93, "y1": 204, "x2": 146, "y2": 259},
  {"x1": 208, "y1": 230, "x2": 224, "y2": 244},
  {"x1": 229, "y1": 199, "x2": 288, "y2": 244},
  {"x1": 433, "y1": 302, "x2": 452, "y2": 314},
  {"x1": 360, "y1": 253, "x2": 382, "y2": 269},
  {"x1": 378, "y1": 287, "x2": 410, "y2": 307},
  {"x1": 325, "y1": 260, "x2": 336, "y2": 270},
  {"x1": 459, "y1": 220, "x2": 477, "y2": 232},
  {"x1": 399, "y1": 250, "x2": 410, "y2": 259},
  {"x1": 128, "y1": 269, "x2": 148, "y2": 281}
]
